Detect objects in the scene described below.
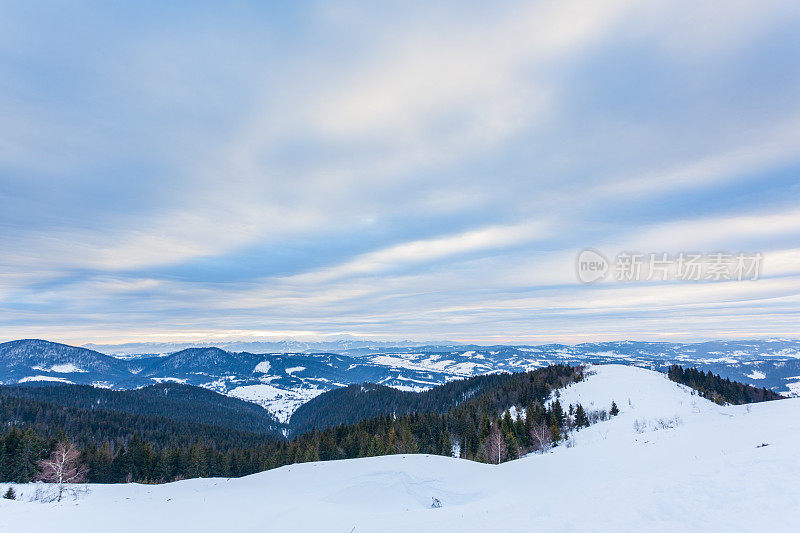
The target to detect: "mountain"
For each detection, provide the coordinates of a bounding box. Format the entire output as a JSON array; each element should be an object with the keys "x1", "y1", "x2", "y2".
[
  {"x1": 138, "y1": 347, "x2": 262, "y2": 377},
  {"x1": 3, "y1": 365, "x2": 798, "y2": 532},
  {"x1": 0, "y1": 339, "x2": 144, "y2": 388},
  {"x1": 2, "y1": 339, "x2": 799, "y2": 425}
]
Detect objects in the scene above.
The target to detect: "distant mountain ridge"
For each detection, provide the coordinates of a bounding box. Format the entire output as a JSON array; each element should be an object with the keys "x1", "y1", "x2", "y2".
[
  {"x1": 1, "y1": 338, "x2": 799, "y2": 423},
  {"x1": 83, "y1": 339, "x2": 443, "y2": 357},
  {"x1": 0, "y1": 339, "x2": 141, "y2": 386}
]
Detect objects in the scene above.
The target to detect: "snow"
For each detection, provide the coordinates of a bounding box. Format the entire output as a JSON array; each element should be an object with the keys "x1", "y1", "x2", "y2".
[
  {"x1": 380, "y1": 374, "x2": 441, "y2": 392},
  {"x1": 149, "y1": 377, "x2": 187, "y2": 384},
  {"x1": 31, "y1": 363, "x2": 87, "y2": 373},
  {"x1": 554, "y1": 364, "x2": 724, "y2": 419},
  {"x1": 390, "y1": 384, "x2": 430, "y2": 392},
  {"x1": 369, "y1": 354, "x2": 486, "y2": 376},
  {"x1": 253, "y1": 361, "x2": 271, "y2": 373},
  {"x1": 228, "y1": 383, "x2": 324, "y2": 423},
  {"x1": 746, "y1": 370, "x2": 766, "y2": 379},
  {"x1": 768, "y1": 348, "x2": 800, "y2": 359},
  {"x1": 699, "y1": 356, "x2": 739, "y2": 364},
  {"x1": 284, "y1": 366, "x2": 306, "y2": 374},
  {"x1": 507, "y1": 405, "x2": 525, "y2": 421},
  {"x1": 18, "y1": 375, "x2": 73, "y2": 384},
  {"x1": 3, "y1": 365, "x2": 799, "y2": 532}
]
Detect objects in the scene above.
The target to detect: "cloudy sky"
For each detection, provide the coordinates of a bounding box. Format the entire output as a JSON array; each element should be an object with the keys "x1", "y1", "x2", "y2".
[{"x1": 1, "y1": 0, "x2": 799, "y2": 345}]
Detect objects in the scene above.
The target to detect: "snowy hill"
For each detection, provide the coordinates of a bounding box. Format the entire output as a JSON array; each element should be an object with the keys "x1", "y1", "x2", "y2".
[
  {"x1": 2, "y1": 365, "x2": 798, "y2": 532},
  {"x1": 0, "y1": 339, "x2": 143, "y2": 388}
]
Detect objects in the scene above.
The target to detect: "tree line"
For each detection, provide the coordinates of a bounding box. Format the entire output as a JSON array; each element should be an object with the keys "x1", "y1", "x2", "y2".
[{"x1": 666, "y1": 365, "x2": 783, "y2": 405}]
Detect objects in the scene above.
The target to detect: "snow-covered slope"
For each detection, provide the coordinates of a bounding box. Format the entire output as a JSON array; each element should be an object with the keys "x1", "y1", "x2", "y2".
[
  {"x1": 551, "y1": 364, "x2": 728, "y2": 445},
  {"x1": 2, "y1": 365, "x2": 798, "y2": 532}
]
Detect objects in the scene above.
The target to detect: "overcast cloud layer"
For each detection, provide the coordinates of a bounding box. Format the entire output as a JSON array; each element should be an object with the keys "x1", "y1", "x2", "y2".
[{"x1": 1, "y1": 1, "x2": 799, "y2": 345}]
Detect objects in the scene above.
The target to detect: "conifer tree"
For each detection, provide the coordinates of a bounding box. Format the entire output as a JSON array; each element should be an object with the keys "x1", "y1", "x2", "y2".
[
  {"x1": 550, "y1": 400, "x2": 566, "y2": 428},
  {"x1": 574, "y1": 404, "x2": 589, "y2": 428}
]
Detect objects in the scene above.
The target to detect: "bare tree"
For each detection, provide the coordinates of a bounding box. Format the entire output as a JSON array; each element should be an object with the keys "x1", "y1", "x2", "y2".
[
  {"x1": 35, "y1": 441, "x2": 88, "y2": 502},
  {"x1": 530, "y1": 423, "x2": 552, "y2": 453},
  {"x1": 486, "y1": 424, "x2": 507, "y2": 464}
]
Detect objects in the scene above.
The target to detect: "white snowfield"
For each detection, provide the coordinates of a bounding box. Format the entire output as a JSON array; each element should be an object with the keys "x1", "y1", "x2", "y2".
[{"x1": 2, "y1": 365, "x2": 799, "y2": 532}]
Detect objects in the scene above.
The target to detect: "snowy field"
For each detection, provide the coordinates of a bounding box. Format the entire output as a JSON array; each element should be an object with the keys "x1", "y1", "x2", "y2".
[
  {"x1": 227, "y1": 382, "x2": 326, "y2": 424},
  {"x1": 2, "y1": 365, "x2": 798, "y2": 532}
]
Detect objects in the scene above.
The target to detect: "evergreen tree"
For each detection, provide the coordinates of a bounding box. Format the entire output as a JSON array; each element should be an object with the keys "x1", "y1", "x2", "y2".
[
  {"x1": 550, "y1": 400, "x2": 566, "y2": 428},
  {"x1": 610, "y1": 401, "x2": 619, "y2": 416},
  {"x1": 574, "y1": 404, "x2": 589, "y2": 428}
]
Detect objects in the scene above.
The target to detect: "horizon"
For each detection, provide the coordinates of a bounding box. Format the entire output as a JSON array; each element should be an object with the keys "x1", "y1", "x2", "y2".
[{"x1": 2, "y1": 335, "x2": 799, "y2": 353}]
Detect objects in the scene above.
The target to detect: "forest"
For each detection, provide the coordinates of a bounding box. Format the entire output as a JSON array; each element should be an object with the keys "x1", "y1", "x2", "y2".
[
  {"x1": 1, "y1": 364, "x2": 778, "y2": 484},
  {"x1": 1, "y1": 364, "x2": 603, "y2": 483},
  {"x1": 666, "y1": 365, "x2": 783, "y2": 404}
]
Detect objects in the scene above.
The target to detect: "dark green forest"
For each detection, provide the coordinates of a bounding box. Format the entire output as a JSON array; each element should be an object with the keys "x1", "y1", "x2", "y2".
[
  {"x1": 290, "y1": 370, "x2": 544, "y2": 435},
  {"x1": 0, "y1": 382, "x2": 281, "y2": 436},
  {"x1": 667, "y1": 365, "x2": 783, "y2": 404}
]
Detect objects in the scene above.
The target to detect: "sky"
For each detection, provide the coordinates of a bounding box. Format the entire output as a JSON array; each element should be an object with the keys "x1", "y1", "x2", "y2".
[{"x1": 1, "y1": 0, "x2": 799, "y2": 345}]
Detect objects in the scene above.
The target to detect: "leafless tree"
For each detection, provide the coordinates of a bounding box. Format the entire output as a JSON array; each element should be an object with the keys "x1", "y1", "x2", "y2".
[
  {"x1": 530, "y1": 423, "x2": 552, "y2": 453},
  {"x1": 486, "y1": 424, "x2": 507, "y2": 464},
  {"x1": 35, "y1": 441, "x2": 88, "y2": 502}
]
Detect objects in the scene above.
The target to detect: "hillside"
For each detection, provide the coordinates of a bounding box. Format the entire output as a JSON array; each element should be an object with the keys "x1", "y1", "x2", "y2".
[
  {"x1": 0, "y1": 339, "x2": 141, "y2": 387},
  {"x1": 0, "y1": 382, "x2": 282, "y2": 436},
  {"x1": 289, "y1": 371, "x2": 525, "y2": 435},
  {"x1": 1, "y1": 365, "x2": 797, "y2": 532},
  {"x1": 0, "y1": 389, "x2": 282, "y2": 451}
]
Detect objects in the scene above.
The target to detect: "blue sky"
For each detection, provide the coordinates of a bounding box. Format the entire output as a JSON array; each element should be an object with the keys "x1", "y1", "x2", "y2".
[{"x1": 1, "y1": 0, "x2": 799, "y2": 345}]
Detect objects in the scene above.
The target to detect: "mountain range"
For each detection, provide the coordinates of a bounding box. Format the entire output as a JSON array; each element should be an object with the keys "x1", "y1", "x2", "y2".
[{"x1": 1, "y1": 338, "x2": 798, "y2": 424}]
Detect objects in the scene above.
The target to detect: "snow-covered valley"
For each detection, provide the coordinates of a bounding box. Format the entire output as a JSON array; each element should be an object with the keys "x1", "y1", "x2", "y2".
[{"x1": 2, "y1": 365, "x2": 798, "y2": 532}]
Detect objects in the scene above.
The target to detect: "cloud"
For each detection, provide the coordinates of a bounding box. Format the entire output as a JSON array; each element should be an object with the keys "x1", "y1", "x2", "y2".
[
  {"x1": 1, "y1": 0, "x2": 800, "y2": 343},
  {"x1": 613, "y1": 207, "x2": 800, "y2": 253},
  {"x1": 594, "y1": 112, "x2": 800, "y2": 199},
  {"x1": 290, "y1": 220, "x2": 548, "y2": 283}
]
